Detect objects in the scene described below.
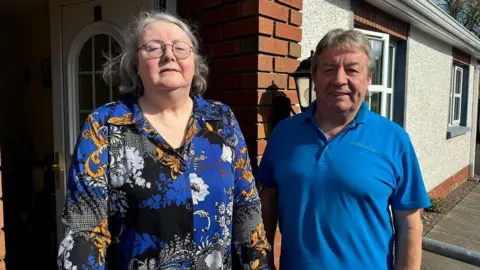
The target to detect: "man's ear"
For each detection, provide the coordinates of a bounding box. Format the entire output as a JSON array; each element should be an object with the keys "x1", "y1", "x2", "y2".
[{"x1": 367, "y1": 73, "x2": 373, "y2": 84}]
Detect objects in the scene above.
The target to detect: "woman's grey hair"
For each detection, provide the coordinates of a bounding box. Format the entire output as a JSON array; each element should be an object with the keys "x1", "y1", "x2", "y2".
[
  {"x1": 311, "y1": 28, "x2": 375, "y2": 75},
  {"x1": 103, "y1": 11, "x2": 209, "y2": 96}
]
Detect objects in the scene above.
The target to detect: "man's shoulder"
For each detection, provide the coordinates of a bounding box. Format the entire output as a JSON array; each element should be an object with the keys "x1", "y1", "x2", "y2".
[
  {"x1": 366, "y1": 112, "x2": 413, "y2": 148},
  {"x1": 269, "y1": 113, "x2": 307, "y2": 139}
]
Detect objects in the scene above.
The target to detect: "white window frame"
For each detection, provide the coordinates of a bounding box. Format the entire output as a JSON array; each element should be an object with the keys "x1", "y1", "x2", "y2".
[
  {"x1": 356, "y1": 28, "x2": 394, "y2": 119},
  {"x1": 449, "y1": 66, "x2": 464, "y2": 126}
]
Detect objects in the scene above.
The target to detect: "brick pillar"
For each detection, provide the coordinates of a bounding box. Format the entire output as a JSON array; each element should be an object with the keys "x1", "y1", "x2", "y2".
[
  {"x1": 179, "y1": 0, "x2": 303, "y2": 268},
  {"x1": 0, "y1": 148, "x2": 5, "y2": 270}
]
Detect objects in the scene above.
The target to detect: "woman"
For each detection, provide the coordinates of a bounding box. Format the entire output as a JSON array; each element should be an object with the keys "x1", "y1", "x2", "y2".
[{"x1": 57, "y1": 11, "x2": 270, "y2": 270}]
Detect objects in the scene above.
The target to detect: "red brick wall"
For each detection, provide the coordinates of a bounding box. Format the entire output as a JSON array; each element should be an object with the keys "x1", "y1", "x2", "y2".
[
  {"x1": 179, "y1": 0, "x2": 303, "y2": 267},
  {"x1": 428, "y1": 166, "x2": 470, "y2": 199}
]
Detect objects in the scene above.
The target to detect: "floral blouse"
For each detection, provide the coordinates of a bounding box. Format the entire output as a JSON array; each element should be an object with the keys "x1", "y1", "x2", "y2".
[{"x1": 57, "y1": 94, "x2": 271, "y2": 270}]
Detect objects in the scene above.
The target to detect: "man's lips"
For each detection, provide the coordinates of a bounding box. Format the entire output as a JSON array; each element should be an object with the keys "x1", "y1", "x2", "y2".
[{"x1": 329, "y1": 92, "x2": 350, "y2": 96}]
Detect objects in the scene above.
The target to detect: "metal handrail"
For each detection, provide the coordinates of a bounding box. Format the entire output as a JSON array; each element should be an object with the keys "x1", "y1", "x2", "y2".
[{"x1": 423, "y1": 237, "x2": 480, "y2": 267}]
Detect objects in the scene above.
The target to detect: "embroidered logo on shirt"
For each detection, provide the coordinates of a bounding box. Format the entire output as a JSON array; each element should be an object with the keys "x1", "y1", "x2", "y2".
[{"x1": 351, "y1": 141, "x2": 379, "y2": 154}]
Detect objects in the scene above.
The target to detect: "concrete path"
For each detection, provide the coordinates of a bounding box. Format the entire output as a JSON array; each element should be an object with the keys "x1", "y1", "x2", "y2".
[{"x1": 421, "y1": 184, "x2": 480, "y2": 269}]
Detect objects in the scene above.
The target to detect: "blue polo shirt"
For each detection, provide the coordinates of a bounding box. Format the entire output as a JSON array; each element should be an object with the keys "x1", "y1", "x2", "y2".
[{"x1": 256, "y1": 102, "x2": 431, "y2": 270}]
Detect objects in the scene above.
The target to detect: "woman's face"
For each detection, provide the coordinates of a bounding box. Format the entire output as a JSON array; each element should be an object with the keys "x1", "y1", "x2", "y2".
[{"x1": 137, "y1": 21, "x2": 195, "y2": 94}]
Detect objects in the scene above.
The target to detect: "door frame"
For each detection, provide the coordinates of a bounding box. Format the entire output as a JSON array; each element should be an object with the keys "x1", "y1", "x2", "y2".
[{"x1": 49, "y1": 0, "x2": 177, "y2": 249}]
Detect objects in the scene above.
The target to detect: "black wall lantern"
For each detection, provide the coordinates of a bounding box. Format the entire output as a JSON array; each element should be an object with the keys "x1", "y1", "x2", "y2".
[{"x1": 291, "y1": 50, "x2": 315, "y2": 112}]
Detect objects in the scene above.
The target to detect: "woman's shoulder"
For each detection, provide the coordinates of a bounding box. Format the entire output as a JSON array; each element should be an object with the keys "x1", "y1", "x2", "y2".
[
  {"x1": 85, "y1": 95, "x2": 136, "y2": 126},
  {"x1": 194, "y1": 95, "x2": 235, "y2": 121}
]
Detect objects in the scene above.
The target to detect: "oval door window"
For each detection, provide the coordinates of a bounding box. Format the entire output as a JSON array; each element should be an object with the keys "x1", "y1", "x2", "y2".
[{"x1": 77, "y1": 34, "x2": 121, "y2": 127}]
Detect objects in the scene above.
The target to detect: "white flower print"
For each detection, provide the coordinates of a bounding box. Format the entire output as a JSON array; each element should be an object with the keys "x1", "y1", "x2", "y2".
[
  {"x1": 109, "y1": 189, "x2": 128, "y2": 217},
  {"x1": 110, "y1": 146, "x2": 151, "y2": 189},
  {"x1": 189, "y1": 173, "x2": 210, "y2": 205},
  {"x1": 57, "y1": 230, "x2": 77, "y2": 270},
  {"x1": 221, "y1": 145, "x2": 233, "y2": 164},
  {"x1": 110, "y1": 145, "x2": 126, "y2": 188},
  {"x1": 125, "y1": 146, "x2": 150, "y2": 188},
  {"x1": 126, "y1": 146, "x2": 144, "y2": 171},
  {"x1": 205, "y1": 250, "x2": 223, "y2": 270}
]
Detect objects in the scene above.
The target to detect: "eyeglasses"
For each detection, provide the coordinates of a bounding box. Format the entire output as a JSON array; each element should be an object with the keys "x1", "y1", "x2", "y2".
[{"x1": 137, "y1": 40, "x2": 193, "y2": 60}]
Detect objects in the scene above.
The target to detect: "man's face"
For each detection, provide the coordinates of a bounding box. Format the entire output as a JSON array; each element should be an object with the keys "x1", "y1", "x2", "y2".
[{"x1": 313, "y1": 46, "x2": 372, "y2": 114}]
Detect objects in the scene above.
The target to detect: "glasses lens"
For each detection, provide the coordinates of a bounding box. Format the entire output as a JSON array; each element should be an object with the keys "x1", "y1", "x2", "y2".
[
  {"x1": 144, "y1": 41, "x2": 163, "y2": 56},
  {"x1": 173, "y1": 41, "x2": 191, "y2": 59}
]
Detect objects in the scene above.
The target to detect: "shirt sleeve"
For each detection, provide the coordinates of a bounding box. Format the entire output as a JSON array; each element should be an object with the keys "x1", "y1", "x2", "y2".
[
  {"x1": 229, "y1": 109, "x2": 271, "y2": 270},
  {"x1": 391, "y1": 134, "x2": 432, "y2": 211},
  {"x1": 255, "y1": 131, "x2": 277, "y2": 189},
  {"x1": 57, "y1": 114, "x2": 111, "y2": 270}
]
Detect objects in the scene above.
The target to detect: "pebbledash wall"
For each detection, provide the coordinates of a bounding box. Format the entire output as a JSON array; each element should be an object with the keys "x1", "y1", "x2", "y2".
[{"x1": 405, "y1": 26, "x2": 475, "y2": 194}]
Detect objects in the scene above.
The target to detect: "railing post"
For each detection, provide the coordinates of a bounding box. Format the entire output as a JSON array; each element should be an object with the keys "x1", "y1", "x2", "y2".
[{"x1": 423, "y1": 237, "x2": 480, "y2": 267}]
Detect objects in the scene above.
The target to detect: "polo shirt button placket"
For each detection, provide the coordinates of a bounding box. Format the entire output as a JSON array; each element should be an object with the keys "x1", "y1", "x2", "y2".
[{"x1": 319, "y1": 142, "x2": 331, "y2": 164}]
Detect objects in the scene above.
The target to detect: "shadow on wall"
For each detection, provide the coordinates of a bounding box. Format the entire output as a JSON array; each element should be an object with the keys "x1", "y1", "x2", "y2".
[
  {"x1": 325, "y1": 0, "x2": 352, "y2": 12},
  {"x1": 256, "y1": 83, "x2": 293, "y2": 193},
  {"x1": 258, "y1": 83, "x2": 293, "y2": 139}
]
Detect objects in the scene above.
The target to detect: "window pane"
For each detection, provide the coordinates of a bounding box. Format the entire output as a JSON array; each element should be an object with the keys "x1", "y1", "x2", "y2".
[
  {"x1": 94, "y1": 34, "x2": 110, "y2": 71},
  {"x1": 370, "y1": 92, "x2": 382, "y2": 114},
  {"x1": 386, "y1": 93, "x2": 392, "y2": 119},
  {"x1": 79, "y1": 75, "x2": 93, "y2": 110},
  {"x1": 454, "y1": 97, "x2": 461, "y2": 121},
  {"x1": 370, "y1": 39, "x2": 383, "y2": 85},
  {"x1": 112, "y1": 38, "x2": 122, "y2": 58},
  {"x1": 95, "y1": 74, "x2": 109, "y2": 107},
  {"x1": 455, "y1": 68, "x2": 462, "y2": 94},
  {"x1": 79, "y1": 38, "x2": 92, "y2": 71},
  {"x1": 387, "y1": 46, "x2": 394, "y2": 88}
]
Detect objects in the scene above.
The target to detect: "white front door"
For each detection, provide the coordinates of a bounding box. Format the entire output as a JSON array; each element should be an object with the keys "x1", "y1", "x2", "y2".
[{"x1": 50, "y1": 0, "x2": 175, "y2": 248}]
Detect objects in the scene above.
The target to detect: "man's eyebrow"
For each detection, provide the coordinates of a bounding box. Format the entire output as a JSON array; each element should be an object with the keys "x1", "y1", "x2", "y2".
[
  {"x1": 345, "y1": 62, "x2": 361, "y2": 67},
  {"x1": 321, "y1": 63, "x2": 337, "y2": 68}
]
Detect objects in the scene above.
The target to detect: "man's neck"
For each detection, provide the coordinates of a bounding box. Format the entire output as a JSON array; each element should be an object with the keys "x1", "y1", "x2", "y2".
[{"x1": 315, "y1": 106, "x2": 358, "y2": 140}]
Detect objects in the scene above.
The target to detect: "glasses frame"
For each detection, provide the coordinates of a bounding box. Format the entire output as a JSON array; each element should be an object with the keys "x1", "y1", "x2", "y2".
[{"x1": 137, "y1": 40, "x2": 193, "y2": 60}]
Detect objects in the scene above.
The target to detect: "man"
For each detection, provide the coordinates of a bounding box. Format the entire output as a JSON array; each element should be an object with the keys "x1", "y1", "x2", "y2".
[{"x1": 257, "y1": 28, "x2": 431, "y2": 270}]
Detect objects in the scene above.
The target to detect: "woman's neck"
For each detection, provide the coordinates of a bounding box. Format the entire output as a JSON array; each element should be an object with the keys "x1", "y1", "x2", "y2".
[{"x1": 139, "y1": 87, "x2": 193, "y2": 117}]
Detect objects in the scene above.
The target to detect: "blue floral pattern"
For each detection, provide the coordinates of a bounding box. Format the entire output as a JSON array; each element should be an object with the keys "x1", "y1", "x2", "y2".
[{"x1": 57, "y1": 95, "x2": 270, "y2": 269}]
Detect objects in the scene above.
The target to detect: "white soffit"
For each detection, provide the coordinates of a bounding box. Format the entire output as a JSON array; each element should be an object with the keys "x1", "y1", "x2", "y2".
[{"x1": 365, "y1": 0, "x2": 480, "y2": 60}]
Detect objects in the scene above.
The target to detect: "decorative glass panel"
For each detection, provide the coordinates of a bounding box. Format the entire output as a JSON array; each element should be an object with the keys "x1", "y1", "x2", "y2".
[
  {"x1": 79, "y1": 38, "x2": 92, "y2": 71},
  {"x1": 94, "y1": 34, "x2": 109, "y2": 71},
  {"x1": 369, "y1": 92, "x2": 382, "y2": 115},
  {"x1": 95, "y1": 74, "x2": 110, "y2": 106},
  {"x1": 78, "y1": 35, "x2": 122, "y2": 128},
  {"x1": 155, "y1": 0, "x2": 166, "y2": 11},
  {"x1": 386, "y1": 93, "x2": 392, "y2": 119},
  {"x1": 79, "y1": 75, "x2": 93, "y2": 110},
  {"x1": 370, "y1": 40, "x2": 383, "y2": 85}
]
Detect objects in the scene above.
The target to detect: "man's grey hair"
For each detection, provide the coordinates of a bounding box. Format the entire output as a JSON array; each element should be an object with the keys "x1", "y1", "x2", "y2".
[
  {"x1": 311, "y1": 29, "x2": 375, "y2": 75},
  {"x1": 103, "y1": 11, "x2": 209, "y2": 96}
]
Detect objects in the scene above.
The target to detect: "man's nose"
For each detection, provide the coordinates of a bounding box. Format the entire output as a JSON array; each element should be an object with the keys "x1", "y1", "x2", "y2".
[{"x1": 333, "y1": 68, "x2": 348, "y2": 86}]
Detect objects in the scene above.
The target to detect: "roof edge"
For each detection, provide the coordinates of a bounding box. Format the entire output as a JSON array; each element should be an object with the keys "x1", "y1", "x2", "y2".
[{"x1": 365, "y1": 0, "x2": 480, "y2": 60}]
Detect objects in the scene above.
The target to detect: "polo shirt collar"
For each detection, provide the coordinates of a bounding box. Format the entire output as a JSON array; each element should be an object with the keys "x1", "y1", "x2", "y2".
[{"x1": 301, "y1": 101, "x2": 369, "y2": 125}]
